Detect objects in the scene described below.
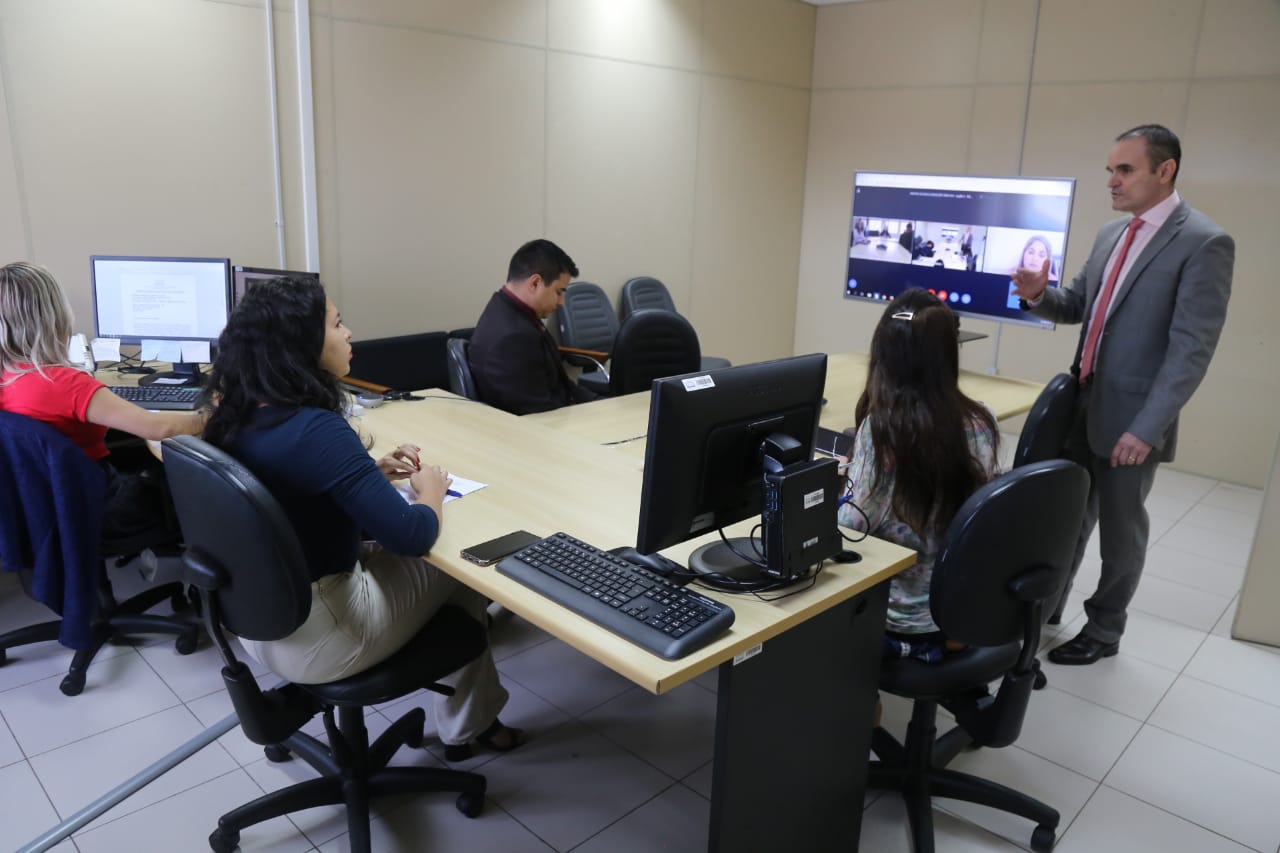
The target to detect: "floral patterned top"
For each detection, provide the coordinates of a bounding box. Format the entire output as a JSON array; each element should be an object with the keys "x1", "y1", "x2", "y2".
[{"x1": 837, "y1": 415, "x2": 999, "y2": 634}]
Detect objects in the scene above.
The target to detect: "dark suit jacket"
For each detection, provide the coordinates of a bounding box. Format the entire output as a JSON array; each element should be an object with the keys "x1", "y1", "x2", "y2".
[
  {"x1": 0, "y1": 411, "x2": 107, "y2": 650},
  {"x1": 469, "y1": 289, "x2": 589, "y2": 415},
  {"x1": 1029, "y1": 199, "x2": 1234, "y2": 461}
]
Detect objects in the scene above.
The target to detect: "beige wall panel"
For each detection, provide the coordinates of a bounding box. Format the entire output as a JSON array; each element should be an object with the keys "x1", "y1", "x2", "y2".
[
  {"x1": 1169, "y1": 79, "x2": 1280, "y2": 485},
  {"x1": 549, "y1": 0, "x2": 701, "y2": 70},
  {"x1": 1032, "y1": 0, "x2": 1201, "y2": 83},
  {"x1": 701, "y1": 0, "x2": 815, "y2": 88},
  {"x1": 795, "y1": 87, "x2": 977, "y2": 359},
  {"x1": 327, "y1": 21, "x2": 544, "y2": 338},
  {"x1": 329, "y1": 0, "x2": 547, "y2": 46},
  {"x1": 966, "y1": 84, "x2": 1029, "y2": 175},
  {"x1": 689, "y1": 77, "x2": 809, "y2": 365},
  {"x1": 813, "y1": 0, "x2": 985, "y2": 89},
  {"x1": 544, "y1": 52, "x2": 699, "y2": 307},
  {"x1": 1195, "y1": 0, "x2": 1280, "y2": 78},
  {"x1": 0, "y1": 35, "x2": 26, "y2": 263},
  {"x1": 2, "y1": 0, "x2": 279, "y2": 328},
  {"x1": 977, "y1": 0, "x2": 1037, "y2": 84}
]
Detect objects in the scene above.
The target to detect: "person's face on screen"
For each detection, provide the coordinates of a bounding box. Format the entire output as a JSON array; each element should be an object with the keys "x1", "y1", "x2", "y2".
[
  {"x1": 1021, "y1": 239, "x2": 1050, "y2": 271},
  {"x1": 1107, "y1": 137, "x2": 1174, "y2": 216},
  {"x1": 319, "y1": 298, "x2": 353, "y2": 378},
  {"x1": 530, "y1": 272, "x2": 570, "y2": 320}
]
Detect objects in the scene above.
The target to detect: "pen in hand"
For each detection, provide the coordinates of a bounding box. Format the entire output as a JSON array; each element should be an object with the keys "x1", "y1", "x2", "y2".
[{"x1": 446, "y1": 489, "x2": 463, "y2": 498}]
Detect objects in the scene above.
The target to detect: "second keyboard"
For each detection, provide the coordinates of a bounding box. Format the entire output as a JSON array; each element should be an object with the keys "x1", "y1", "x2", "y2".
[
  {"x1": 109, "y1": 385, "x2": 202, "y2": 411},
  {"x1": 497, "y1": 532, "x2": 734, "y2": 660}
]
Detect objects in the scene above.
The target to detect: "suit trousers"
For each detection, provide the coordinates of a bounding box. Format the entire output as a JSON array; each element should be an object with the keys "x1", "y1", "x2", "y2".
[{"x1": 1053, "y1": 385, "x2": 1160, "y2": 644}]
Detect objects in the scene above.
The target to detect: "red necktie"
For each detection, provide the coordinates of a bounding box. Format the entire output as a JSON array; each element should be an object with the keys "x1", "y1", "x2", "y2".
[{"x1": 1080, "y1": 217, "x2": 1144, "y2": 382}]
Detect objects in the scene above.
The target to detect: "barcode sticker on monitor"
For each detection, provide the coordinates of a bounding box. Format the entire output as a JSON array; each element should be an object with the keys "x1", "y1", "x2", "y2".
[{"x1": 682, "y1": 375, "x2": 715, "y2": 391}]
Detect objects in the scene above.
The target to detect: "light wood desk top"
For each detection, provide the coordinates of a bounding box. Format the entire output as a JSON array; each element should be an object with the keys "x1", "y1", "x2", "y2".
[
  {"x1": 356, "y1": 393, "x2": 915, "y2": 695},
  {"x1": 526, "y1": 351, "x2": 1044, "y2": 458}
]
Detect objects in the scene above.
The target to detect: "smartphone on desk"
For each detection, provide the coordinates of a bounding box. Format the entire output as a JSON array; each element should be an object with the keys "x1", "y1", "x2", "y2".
[
  {"x1": 814, "y1": 426, "x2": 855, "y2": 460},
  {"x1": 461, "y1": 530, "x2": 541, "y2": 566}
]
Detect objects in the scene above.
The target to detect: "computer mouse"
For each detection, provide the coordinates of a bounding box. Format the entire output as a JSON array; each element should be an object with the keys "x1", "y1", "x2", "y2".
[{"x1": 608, "y1": 546, "x2": 684, "y2": 578}]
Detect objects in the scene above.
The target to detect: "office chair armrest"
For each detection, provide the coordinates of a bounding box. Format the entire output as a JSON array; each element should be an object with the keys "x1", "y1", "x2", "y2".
[
  {"x1": 558, "y1": 347, "x2": 610, "y2": 380},
  {"x1": 558, "y1": 345, "x2": 610, "y2": 361},
  {"x1": 342, "y1": 376, "x2": 391, "y2": 395}
]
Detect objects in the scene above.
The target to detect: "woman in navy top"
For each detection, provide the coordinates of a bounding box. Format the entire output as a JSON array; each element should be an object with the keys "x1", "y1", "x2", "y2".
[{"x1": 200, "y1": 277, "x2": 519, "y2": 760}]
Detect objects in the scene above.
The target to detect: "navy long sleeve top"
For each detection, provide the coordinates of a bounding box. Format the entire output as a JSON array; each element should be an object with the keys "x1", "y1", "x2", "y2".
[{"x1": 228, "y1": 407, "x2": 440, "y2": 582}]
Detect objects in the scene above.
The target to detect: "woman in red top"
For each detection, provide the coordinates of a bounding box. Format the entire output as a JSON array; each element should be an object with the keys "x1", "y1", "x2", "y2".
[{"x1": 0, "y1": 261, "x2": 206, "y2": 536}]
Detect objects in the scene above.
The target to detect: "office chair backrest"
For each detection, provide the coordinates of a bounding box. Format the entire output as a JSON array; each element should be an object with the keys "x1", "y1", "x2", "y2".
[
  {"x1": 446, "y1": 337, "x2": 480, "y2": 401},
  {"x1": 931, "y1": 459, "x2": 1088, "y2": 649},
  {"x1": 619, "y1": 276, "x2": 677, "y2": 319},
  {"x1": 1012, "y1": 373, "x2": 1078, "y2": 468},
  {"x1": 556, "y1": 282, "x2": 619, "y2": 354},
  {"x1": 348, "y1": 331, "x2": 449, "y2": 392},
  {"x1": 608, "y1": 310, "x2": 702, "y2": 396},
  {"x1": 162, "y1": 435, "x2": 311, "y2": 642}
]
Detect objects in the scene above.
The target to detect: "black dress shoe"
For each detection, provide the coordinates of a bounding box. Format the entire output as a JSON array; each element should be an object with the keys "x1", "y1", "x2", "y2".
[{"x1": 1047, "y1": 632, "x2": 1119, "y2": 665}]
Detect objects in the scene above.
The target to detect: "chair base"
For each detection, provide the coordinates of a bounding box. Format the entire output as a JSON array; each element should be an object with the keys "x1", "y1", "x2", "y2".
[
  {"x1": 0, "y1": 580, "x2": 198, "y2": 696},
  {"x1": 212, "y1": 705, "x2": 485, "y2": 853},
  {"x1": 868, "y1": 702, "x2": 1057, "y2": 853}
]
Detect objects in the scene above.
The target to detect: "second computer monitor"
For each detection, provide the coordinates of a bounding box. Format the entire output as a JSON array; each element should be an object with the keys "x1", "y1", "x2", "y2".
[
  {"x1": 636, "y1": 353, "x2": 828, "y2": 577},
  {"x1": 90, "y1": 255, "x2": 232, "y2": 386},
  {"x1": 232, "y1": 265, "x2": 320, "y2": 306}
]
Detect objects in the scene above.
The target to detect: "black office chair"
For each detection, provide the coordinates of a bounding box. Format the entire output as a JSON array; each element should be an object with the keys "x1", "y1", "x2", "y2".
[
  {"x1": 618, "y1": 277, "x2": 731, "y2": 371},
  {"x1": 446, "y1": 337, "x2": 481, "y2": 401},
  {"x1": 160, "y1": 435, "x2": 487, "y2": 853},
  {"x1": 0, "y1": 412, "x2": 198, "y2": 696},
  {"x1": 348, "y1": 331, "x2": 449, "y2": 393},
  {"x1": 554, "y1": 281, "x2": 617, "y2": 395},
  {"x1": 607, "y1": 309, "x2": 703, "y2": 396},
  {"x1": 866, "y1": 459, "x2": 1089, "y2": 853},
  {"x1": 1012, "y1": 373, "x2": 1078, "y2": 468}
]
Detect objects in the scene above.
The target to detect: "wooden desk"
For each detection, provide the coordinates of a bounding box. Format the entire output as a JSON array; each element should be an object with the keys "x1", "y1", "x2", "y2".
[
  {"x1": 526, "y1": 351, "x2": 1045, "y2": 457},
  {"x1": 357, "y1": 392, "x2": 914, "y2": 851}
]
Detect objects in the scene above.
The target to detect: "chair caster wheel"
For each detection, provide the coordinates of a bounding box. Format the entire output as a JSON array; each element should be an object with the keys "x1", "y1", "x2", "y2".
[
  {"x1": 175, "y1": 632, "x2": 199, "y2": 655},
  {"x1": 456, "y1": 791, "x2": 484, "y2": 818},
  {"x1": 1030, "y1": 823, "x2": 1055, "y2": 851},
  {"x1": 60, "y1": 672, "x2": 86, "y2": 696},
  {"x1": 1033, "y1": 669, "x2": 1048, "y2": 690},
  {"x1": 405, "y1": 727, "x2": 424, "y2": 750},
  {"x1": 209, "y1": 826, "x2": 240, "y2": 853},
  {"x1": 264, "y1": 744, "x2": 292, "y2": 763}
]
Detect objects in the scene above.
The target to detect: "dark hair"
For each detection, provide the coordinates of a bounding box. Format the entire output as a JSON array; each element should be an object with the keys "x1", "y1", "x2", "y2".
[
  {"x1": 854, "y1": 288, "x2": 997, "y2": 537},
  {"x1": 506, "y1": 239, "x2": 579, "y2": 284},
  {"x1": 1116, "y1": 124, "x2": 1181, "y2": 185},
  {"x1": 201, "y1": 276, "x2": 345, "y2": 447}
]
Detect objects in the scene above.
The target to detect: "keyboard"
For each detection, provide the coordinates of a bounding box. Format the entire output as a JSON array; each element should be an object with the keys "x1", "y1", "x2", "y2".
[
  {"x1": 497, "y1": 532, "x2": 735, "y2": 660},
  {"x1": 108, "y1": 385, "x2": 202, "y2": 411}
]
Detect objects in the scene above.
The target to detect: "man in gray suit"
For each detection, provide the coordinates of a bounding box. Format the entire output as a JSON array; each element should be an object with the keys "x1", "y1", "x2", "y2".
[{"x1": 1011, "y1": 124, "x2": 1234, "y2": 665}]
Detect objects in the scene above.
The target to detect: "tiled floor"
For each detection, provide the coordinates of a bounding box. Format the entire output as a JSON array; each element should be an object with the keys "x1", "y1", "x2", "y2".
[{"x1": 0, "y1": 450, "x2": 1275, "y2": 852}]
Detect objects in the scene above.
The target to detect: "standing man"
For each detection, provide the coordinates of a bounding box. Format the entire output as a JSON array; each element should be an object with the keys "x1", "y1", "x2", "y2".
[
  {"x1": 1012, "y1": 124, "x2": 1234, "y2": 665},
  {"x1": 469, "y1": 238, "x2": 597, "y2": 415}
]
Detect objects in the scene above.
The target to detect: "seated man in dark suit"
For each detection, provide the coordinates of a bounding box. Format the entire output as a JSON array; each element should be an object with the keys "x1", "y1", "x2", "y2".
[{"x1": 469, "y1": 239, "x2": 597, "y2": 415}]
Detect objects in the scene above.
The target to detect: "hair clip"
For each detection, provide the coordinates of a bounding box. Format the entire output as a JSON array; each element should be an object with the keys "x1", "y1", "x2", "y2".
[{"x1": 891, "y1": 311, "x2": 915, "y2": 321}]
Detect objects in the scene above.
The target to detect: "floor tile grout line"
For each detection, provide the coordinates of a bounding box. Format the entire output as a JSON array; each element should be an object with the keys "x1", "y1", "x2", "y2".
[{"x1": 1088, "y1": 781, "x2": 1271, "y2": 853}]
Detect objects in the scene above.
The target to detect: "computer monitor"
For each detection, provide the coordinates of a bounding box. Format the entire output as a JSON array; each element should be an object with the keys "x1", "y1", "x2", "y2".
[
  {"x1": 845, "y1": 171, "x2": 1076, "y2": 328},
  {"x1": 232, "y1": 265, "x2": 319, "y2": 307},
  {"x1": 90, "y1": 255, "x2": 232, "y2": 386},
  {"x1": 636, "y1": 353, "x2": 829, "y2": 580}
]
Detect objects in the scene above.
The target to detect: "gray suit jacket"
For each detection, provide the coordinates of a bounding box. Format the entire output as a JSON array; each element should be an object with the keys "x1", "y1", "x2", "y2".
[{"x1": 1028, "y1": 199, "x2": 1234, "y2": 461}]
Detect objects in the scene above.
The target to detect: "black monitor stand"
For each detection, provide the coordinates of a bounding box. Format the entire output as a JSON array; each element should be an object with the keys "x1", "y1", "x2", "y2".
[{"x1": 138, "y1": 362, "x2": 206, "y2": 387}]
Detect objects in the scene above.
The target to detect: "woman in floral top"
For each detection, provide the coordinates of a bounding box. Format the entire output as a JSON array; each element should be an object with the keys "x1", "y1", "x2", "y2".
[{"x1": 837, "y1": 289, "x2": 999, "y2": 661}]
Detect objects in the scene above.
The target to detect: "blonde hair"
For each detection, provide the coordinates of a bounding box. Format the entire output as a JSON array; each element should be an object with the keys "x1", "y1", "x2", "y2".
[{"x1": 0, "y1": 261, "x2": 77, "y2": 383}]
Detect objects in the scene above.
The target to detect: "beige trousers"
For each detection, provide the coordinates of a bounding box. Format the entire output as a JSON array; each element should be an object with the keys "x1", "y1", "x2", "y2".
[{"x1": 241, "y1": 542, "x2": 508, "y2": 745}]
